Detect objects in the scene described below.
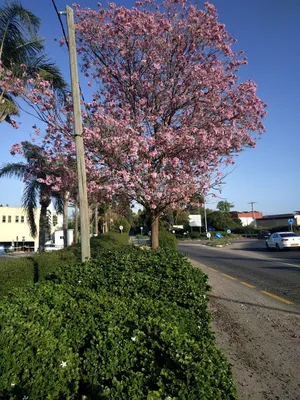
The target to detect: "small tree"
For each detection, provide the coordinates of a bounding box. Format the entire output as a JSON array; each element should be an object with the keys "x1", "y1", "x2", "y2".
[
  {"x1": 217, "y1": 200, "x2": 234, "y2": 214},
  {"x1": 207, "y1": 211, "x2": 240, "y2": 231}
]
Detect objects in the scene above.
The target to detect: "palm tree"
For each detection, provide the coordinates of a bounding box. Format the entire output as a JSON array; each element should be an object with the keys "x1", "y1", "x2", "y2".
[
  {"x1": 0, "y1": 1, "x2": 66, "y2": 124},
  {"x1": 0, "y1": 141, "x2": 63, "y2": 252}
]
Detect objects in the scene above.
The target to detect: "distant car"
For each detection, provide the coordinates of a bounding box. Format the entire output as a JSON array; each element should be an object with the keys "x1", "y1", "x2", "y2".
[
  {"x1": 266, "y1": 232, "x2": 300, "y2": 250},
  {"x1": 44, "y1": 243, "x2": 60, "y2": 252},
  {"x1": 257, "y1": 230, "x2": 271, "y2": 239}
]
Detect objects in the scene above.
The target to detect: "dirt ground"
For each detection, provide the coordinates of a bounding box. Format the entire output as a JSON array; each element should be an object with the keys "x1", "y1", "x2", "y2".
[{"x1": 190, "y1": 259, "x2": 300, "y2": 400}]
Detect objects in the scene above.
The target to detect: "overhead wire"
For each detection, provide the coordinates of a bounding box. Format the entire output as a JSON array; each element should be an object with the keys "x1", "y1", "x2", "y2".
[{"x1": 50, "y1": 0, "x2": 88, "y2": 106}]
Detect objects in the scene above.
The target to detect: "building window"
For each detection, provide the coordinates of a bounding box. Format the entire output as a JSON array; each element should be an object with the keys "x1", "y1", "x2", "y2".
[
  {"x1": 15, "y1": 216, "x2": 19, "y2": 223},
  {"x1": 21, "y1": 216, "x2": 25, "y2": 223},
  {"x1": 8, "y1": 216, "x2": 11, "y2": 223},
  {"x1": 2, "y1": 216, "x2": 6, "y2": 223},
  {"x1": 53, "y1": 215, "x2": 58, "y2": 226}
]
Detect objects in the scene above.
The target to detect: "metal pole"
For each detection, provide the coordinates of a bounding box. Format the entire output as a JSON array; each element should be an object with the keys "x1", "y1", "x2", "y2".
[{"x1": 66, "y1": 6, "x2": 90, "y2": 261}]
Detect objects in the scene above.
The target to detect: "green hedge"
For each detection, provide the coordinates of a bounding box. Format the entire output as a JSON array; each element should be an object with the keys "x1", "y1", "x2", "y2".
[
  {"x1": 0, "y1": 251, "x2": 79, "y2": 299},
  {"x1": 158, "y1": 229, "x2": 177, "y2": 251},
  {"x1": 0, "y1": 233, "x2": 128, "y2": 298},
  {"x1": 0, "y1": 247, "x2": 237, "y2": 399}
]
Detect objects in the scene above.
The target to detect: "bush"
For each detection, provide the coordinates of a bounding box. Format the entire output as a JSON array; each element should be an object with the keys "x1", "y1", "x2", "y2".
[
  {"x1": 0, "y1": 250, "x2": 79, "y2": 299},
  {"x1": 110, "y1": 217, "x2": 131, "y2": 233},
  {"x1": 231, "y1": 226, "x2": 258, "y2": 235},
  {"x1": 188, "y1": 232, "x2": 208, "y2": 240},
  {"x1": 90, "y1": 232, "x2": 129, "y2": 256},
  {"x1": 0, "y1": 257, "x2": 35, "y2": 298},
  {"x1": 0, "y1": 234, "x2": 130, "y2": 298},
  {"x1": 268, "y1": 225, "x2": 295, "y2": 233},
  {"x1": 0, "y1": 248, "x2": 237, "y2": 399},
  {"x1": 158, "y1": 229, "x2": 177, "y2": 250}
]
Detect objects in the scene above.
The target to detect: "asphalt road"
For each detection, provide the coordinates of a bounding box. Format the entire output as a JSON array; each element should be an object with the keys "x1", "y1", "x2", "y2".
[{"x1": 178, "y1": 239, "x2": 300, "y2": 306}]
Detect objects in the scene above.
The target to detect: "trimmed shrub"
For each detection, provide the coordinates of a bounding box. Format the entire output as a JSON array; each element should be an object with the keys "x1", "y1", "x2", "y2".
[
  {"x1": 0, "y1": 250, "x2": 79, "y2": 298},
  {"x1": 189, "y1": 232, "x2": 208, "y2": 240},
  {"x1": 158, "y1": 229, "x2": 177, "y2": 251},
  {"x1": 0, "y1": 234, "x2": 130, "y2": 298},
  {"x1": 0, "y1": 257, "x2": 35, "y2": 298},
  {"x1": 0, "y1": 248, "x2": 237, "y2": 399},
  {"x1": 90, "y1": 232, "x2": 129, "y2": 256}
]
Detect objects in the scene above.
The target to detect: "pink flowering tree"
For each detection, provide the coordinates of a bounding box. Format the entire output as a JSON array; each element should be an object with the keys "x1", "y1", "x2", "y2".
[{"x1": 72, "y1": 0, "x2": 266, "y2": 248}]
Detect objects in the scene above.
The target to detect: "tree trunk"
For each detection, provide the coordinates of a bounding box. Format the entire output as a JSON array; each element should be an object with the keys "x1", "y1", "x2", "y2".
[
  {"x1": 74, "y1": 197, "x2": 79, "y2": 244},
  {"x1": 39, "y1": 193, "x2": 51, "y2": 252},
  {"x1": 151, "y1": 215, "x2": 159, "y2": 249},
  {"x1": 63, "y1": 191, "x2": 70, "y2": 248},
  {"x1": 95, "y1": 204, "x2": 98, "y2": 236}
]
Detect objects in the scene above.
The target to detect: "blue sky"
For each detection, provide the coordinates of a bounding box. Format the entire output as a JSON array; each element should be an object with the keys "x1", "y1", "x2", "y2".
[{"x1": 0, "y1": 0, "x2": 299, "y2": 215}]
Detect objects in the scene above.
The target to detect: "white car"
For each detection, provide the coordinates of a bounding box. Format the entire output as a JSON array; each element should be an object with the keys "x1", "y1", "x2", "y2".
[
  {"x1": 266, "y1": 232, "x2": 300, "y2": 250},
  {"x1": 44, "y1": 243, "x2": 61, "y2": 252}
]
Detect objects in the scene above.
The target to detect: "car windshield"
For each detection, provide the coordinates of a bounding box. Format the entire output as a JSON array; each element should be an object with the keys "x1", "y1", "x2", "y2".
[{"x1": 279, "y1": 233, "x2": 298, "y2": 238}]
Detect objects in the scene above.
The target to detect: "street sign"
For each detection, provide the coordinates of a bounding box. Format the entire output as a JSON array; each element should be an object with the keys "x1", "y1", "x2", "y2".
[
  {"x1": 119, "y1": 225, "x2": 123, "y2": 232},
  {"x1": 189, "y1": 214, "x2": 202, "y2": 227},
  {"x1": 206, "y1": 232, "x2": 211, "y2": 238},
  {"x1": 227, "y1": 229, "x2": 231, "y2": 234},
  {"x1": 288, "y1": 218, "x2": 294, "y2": 224},
  {"x1": 216, "y1": 233, "x2": 222, "y2": 239}
]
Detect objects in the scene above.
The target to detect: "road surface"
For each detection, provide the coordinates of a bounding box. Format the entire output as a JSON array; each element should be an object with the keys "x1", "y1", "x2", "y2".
[
  {"x1": 178, "y1": 239, "x2": 300, "y2": 306},
  {"x1": 178, "y1": 239, "x2": 300, "y2": 399}
]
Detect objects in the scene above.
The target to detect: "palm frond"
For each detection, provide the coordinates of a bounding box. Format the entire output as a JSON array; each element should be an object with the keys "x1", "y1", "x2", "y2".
[
  {"x1": 0, "y1": 2, "x2": 42, "y2": 65},
  {"x1": 0, "y1": 2, "x2": 67, "y2": 124},
  {"x1": 21, "y1": 141, "x2": 44, "y2": 163},
  {"x1": 0, "y1": 94, "x2": 19, "y2": 123},
  {"x1": 29, "y1": 57, "x2": 67, "y2": 90},
  {"x1": 0, "y1": 162, "x2": 29, "y2": 179},
  {"x1": 22, "y1": 178, "x2": 39, "y2": 237},
  {"x1": 52, "y1": 192, "x2": 64, "y2": 214},
  {"x1": 1, "y1": 2, "x2": 40, "y2": 33}
]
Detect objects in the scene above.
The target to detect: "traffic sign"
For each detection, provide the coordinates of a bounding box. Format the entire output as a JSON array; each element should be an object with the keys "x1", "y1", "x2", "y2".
[
  {"x1": 288, "y1": 218, "x2": 294, "y2": 224},
  {"x1": 227, "y1": 229, "x2": 231, "y2": 234},
  {"x1": 206, "y1": 232, "x2": 211, "y2": 238},
  {"x1": 119, "y1": 225, "x2": 123, "y2": 231},
  {"x1": 216, "y1": 233, "x2": 222, "y2": 239}
]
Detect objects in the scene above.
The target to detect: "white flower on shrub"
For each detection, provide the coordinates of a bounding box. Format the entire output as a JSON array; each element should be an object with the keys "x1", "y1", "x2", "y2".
[
  {"x1": 131, "y1": 336, "x2": 136, "y2": 342},
  {"x1": 23, "y1": 396, "x2": 29, "y2": 400},
  {"x1": 60, "y1": 361, "x2": 67, "y2": 368},
  {"x1": 78, "y1": 280, "x2": 82, "y2": 283},
  {"x1": 11, "y1": 383, "x2": 15, "y2": 387}
]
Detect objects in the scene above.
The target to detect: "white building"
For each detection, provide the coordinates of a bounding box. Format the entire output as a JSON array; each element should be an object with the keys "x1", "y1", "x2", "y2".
[
  {"x1": 0, "y1": 206, "x2": 65, "y2": 252},
  {"x1": 0, "y1": 206, "x2": 40, "y2": 251}
]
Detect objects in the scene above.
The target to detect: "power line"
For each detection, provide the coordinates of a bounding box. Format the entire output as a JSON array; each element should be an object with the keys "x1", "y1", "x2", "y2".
[
  {"x1": 50, "y1": 0, "x2": 87, "y2": 106},
  {"x1": 51, "y1": 0, "x2": 69, "y2": 49}
]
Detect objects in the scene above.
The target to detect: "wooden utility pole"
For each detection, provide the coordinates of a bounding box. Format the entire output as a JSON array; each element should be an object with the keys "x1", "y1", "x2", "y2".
[
  {"x1": 95, "y1": 204, "x2": 99, "y2": 236},
  {"x1": 248, "y1": 201, "x2": 257, "y2": 227},
  {"x1": 66, "y1": 6, "x2": 90, "y2": 261}
]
